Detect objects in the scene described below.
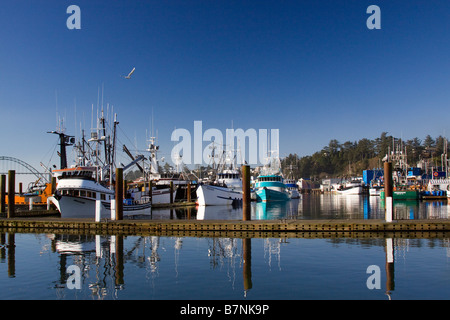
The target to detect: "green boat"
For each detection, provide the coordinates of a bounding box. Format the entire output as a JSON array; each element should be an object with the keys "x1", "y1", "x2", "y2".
[{"x1": 380, "y1": 190, "x2": 419, "y2": 200}]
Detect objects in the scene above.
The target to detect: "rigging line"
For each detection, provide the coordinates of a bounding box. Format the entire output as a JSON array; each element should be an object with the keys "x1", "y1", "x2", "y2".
[
  {"x1": 117, "y1": 124, "x2": 140, "y2": 151},
  {"x1": 40, "y1": 136, "x2": 60, "y2": 163},
  {"x1": 40, "y1": 136, "x2": 59, "y2": 170}
]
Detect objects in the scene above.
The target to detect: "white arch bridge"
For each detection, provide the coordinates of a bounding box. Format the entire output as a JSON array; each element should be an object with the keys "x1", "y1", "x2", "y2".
[{"x1": 0, "y1": 156, "x2": 50, "y2": 184}]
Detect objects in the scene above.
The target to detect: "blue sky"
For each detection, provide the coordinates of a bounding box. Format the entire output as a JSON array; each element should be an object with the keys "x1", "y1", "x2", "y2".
[{"x1": 1, "y1": 1, "x2": 450, "y2": 177}]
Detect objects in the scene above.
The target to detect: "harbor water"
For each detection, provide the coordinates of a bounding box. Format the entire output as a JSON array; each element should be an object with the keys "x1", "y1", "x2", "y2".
[{"x1": 0, "y1": 194, "x2": 449, "y2": 301}]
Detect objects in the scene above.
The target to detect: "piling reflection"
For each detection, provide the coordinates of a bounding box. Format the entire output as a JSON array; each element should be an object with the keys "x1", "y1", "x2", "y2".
[{"x1": 385, "y1": 238, "x2": 395, "y2": 299}]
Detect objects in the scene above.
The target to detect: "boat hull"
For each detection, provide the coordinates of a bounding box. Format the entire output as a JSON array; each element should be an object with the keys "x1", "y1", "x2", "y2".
[
  {"x1": 369, "y1": 187, "x2": 382, "y2": 196},
  {"x1": 196, "y1": 185, "x2": 242, "y2": 206},
  {"x1": 150, "y1": 188, "x2": 175, "y2": 204},
  {"x1": 129, "y1": 187, "x2": 176, "y2": 204},
  {"x1": 336, "y1": 186, "x2": 362, "y2": 195},
  {"x1": 256, "y1": 187, "x2": 290, "y2": 202},
  {"x1": 49, "y1": 195, "x2": 151, "y2": 219},
  {"x1": 380, "y1": 190, "x2": 419, "y2": 200}
]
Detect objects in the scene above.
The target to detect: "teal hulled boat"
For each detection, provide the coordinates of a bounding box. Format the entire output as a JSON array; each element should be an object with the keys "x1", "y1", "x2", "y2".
[{"x1": 255, "y1": 175, "x2": 290, "y2": 202}]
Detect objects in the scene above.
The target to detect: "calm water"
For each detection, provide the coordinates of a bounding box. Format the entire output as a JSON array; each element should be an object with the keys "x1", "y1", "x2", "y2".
[{"x1": 0, "y1": 194, "x2": 449, "y2": 301}]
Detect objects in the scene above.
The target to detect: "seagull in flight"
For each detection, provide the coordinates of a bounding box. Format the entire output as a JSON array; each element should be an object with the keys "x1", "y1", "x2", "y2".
[{"x1": 123, "y1": 67, "x2": 135, "y2": 79}]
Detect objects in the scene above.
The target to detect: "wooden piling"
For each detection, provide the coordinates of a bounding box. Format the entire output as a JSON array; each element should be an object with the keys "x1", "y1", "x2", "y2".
[
  {"x1": 0, "y1": 175, "x2": 5, "y2": 214},
  {"x1": 383, "y1": 162, "x2": 393, "y2": 198},
  {"x1": 385, "y1": 238, "x2": 395, "y2": 294},
  {"x1": 115, "y1": 235, "x2": 124, "y2": 285},
  {"x1": 242, "y1": 164, "x2": 251, "y2": 221},
  {"x1": 170, "y1": 181, "x2": 174, "y2": 204},
  {"x1": 187, "y1": 183, "x2": 191, "y2": 202},
  {"x1": 7, "y1": 233, "x2": 15, "y2": 277},
  {"x1": 384, "y1": 162, "x2": 393, "y2": 222},
  {"x1": 51, "y1": 177, "x2": 56, "y2": 194},
  {"x1": 7, "y1": 170, "x2": 15, "y2": 218},
  {"x1": 115, "y1": 168, "x2": 123, "y2": 220},
  {"x1": 243, "y1": 238, "x2": 252, "y2": 292}
]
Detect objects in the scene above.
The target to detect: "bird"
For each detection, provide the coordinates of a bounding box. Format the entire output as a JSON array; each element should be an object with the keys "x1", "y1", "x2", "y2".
[{"x1": 123, "y1": 67, "x2": 135, "y2": 79}]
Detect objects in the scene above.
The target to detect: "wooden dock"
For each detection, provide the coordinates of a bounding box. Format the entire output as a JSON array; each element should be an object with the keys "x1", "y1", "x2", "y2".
[{"x1": 1, "y1": 216, "x2": 449, "y2": 239}]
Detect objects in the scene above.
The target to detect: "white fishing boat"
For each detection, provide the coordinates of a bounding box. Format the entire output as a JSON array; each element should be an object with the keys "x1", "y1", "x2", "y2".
[
  {"x1": 196, "y1": 183, "x2": 243, "y2": 206},
  {"x1": 369, "y1": 185, "x2": 383, "y2": 196},
  {"x1": 126, "y1": 135, "x2": 188, "y2": 203},
  {"x1": 49, "y1": 111, "x2": 151, "y2": 219},
  {"x1": 126, "y1": 179, "x2": 176, "y2": 205},
  {"x1": 369, "y1": 180, "x2": 383, "y2": 196},
  {"x1": 336, "y1": 180, "x2": 363, "y2": 195},
  {"x1": 284, "y1": 178, "x2": 300, "y2": 199},
  {"x1": 49, "y1": 166, "x2": 151, "y2": 219},
  {"x1": 196, "y1": 148, "x2": 243, "y2": 206}
]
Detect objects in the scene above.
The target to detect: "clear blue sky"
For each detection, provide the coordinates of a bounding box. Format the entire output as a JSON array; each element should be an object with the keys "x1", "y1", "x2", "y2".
[{"x1": 1, "y1": 1, "x2": 450, "y2": 176}]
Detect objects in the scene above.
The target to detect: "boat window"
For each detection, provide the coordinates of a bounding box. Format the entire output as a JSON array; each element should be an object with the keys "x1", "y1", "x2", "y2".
[
  {"x1": 80, "y1": 190, "x2": 86, "y2": 197},
  {"x1": 92, "y1": 192, "x2": 96, "y2": 199},
  {"x1": 101, "y1": 194, "x2": 106, "y2": 200}
]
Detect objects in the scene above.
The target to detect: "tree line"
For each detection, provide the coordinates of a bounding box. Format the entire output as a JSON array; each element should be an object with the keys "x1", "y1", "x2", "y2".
[{"x1": 281, "y1": 132, "x2": 449, "y2": 180}]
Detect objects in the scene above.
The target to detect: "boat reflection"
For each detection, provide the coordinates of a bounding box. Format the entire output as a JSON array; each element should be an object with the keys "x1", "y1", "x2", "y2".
[
  {"x1": 2, "y1": 229, "x2": 437, "y2": 300},
  {"x1": 181, "y1": 193, "x2": 450, "y2": 221},
  {"x1": 254, "y1": 200, "x2": 298, "y2": 220}
]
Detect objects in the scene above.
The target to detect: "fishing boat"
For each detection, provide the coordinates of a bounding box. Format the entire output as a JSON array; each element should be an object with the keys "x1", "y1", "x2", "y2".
[
  {"x1": 255, "y1": 153, "x2": 290, "y2": 202},
  {"x1": 49, "y1": 166, "x2": 151, "y2": 219},
  {"x1": 336, "y1": 180, "x2": 363, "y2": 195},
  {"x1": 126, "y1": 178, "x2": 176, "y2": 205},
  {"x1": 283, "y1": 165, "x2": 300, "y2": 199},
  {"x1": 255, "y1": 175, "x2": 290, "y2": 202},
  {"x1": 196, "y1": 183, "x2": 243, "y2": 206},
  {"x1": 196, "y1": 148, "x2": 243, "y2": 206},
  {"x1": 369, "y1": 185, "x2": 383, "y2": 196},
  {"x1": 49, "y1": 111, "x2": 151, "y2": 218},
  {"x1": 125, "y1": 135, "x2": 188, "y2": 203},
  {"x1": 284, "y1": 178, "x2": 300, "y2": 199}
]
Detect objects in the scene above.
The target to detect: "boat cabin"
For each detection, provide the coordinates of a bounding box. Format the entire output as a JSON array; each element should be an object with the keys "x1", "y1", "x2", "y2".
[
  {"x1": 258, "y1": 175, "x2": 283, "y2": 182},
  {"x1": 53, "y1": 166, "x2": 97, "y2": 180},
  {"x1": 217, "y1": 172, "x2": 240, "y2": 180}
]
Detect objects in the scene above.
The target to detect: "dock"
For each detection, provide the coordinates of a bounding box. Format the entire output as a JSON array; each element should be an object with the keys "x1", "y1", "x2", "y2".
[{"x1": 1, "y1": 216, "x2": 449, "y2": 239}]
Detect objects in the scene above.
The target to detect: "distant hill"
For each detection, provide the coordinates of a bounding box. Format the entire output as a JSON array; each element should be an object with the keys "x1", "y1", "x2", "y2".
[{"x1": 281, "y1": 132, "x2": 448, "y2": 180}]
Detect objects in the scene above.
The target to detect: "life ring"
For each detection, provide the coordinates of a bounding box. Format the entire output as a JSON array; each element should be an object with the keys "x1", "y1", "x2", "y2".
[{"x1": 433, "y1": 172, "x2": 438, "y2": 177}]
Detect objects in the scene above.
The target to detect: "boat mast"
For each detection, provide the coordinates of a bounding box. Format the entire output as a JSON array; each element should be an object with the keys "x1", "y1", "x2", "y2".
[
  {"x1": 110, "y1": 113, "x2": 119, "y2": 184},
  {"x1": 47, "y1": 130, "x2": 75, "y2": 170}
]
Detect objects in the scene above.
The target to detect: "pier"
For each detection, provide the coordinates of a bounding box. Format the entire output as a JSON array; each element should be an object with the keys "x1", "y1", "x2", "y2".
[{"x1": 1, "y1": 217, "x2": 449, "y2": 239}]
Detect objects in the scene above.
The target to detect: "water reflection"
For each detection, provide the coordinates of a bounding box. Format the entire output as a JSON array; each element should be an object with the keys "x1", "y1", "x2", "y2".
[
  {"x1": 1, "y1": 231, "x2": 449, "y2": 300},
  {"x1": 157, "y1": 194, "x2": 450, "y2": 221}
]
